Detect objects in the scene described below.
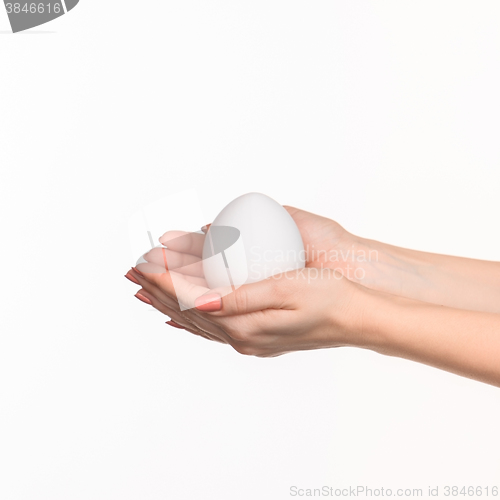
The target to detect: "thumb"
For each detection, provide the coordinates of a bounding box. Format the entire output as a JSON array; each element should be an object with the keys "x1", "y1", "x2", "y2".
[{"x1": 195, "y1": 277, "x2": 287, "y2": 316}]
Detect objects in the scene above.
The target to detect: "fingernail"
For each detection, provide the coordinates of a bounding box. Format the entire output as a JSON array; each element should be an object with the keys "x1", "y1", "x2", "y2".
[
  {"x1": 201, "y1": 224, "x2": 212, "y2": 233},
  {"x1": 194, "y1": 293, "x2": 222, "y2": 312},
  {"x1": 132, "y1": 267, "x2": 145, "y2": 278},
  {"x1": 124, "y1": 271, "x2": 140, "y2": 285},
  {"x1": 166, "y1": 320, "x2": 185, "y2": 329},
  {"x1": 135, "y1": 292, "x2": 152, "y2": 305}
]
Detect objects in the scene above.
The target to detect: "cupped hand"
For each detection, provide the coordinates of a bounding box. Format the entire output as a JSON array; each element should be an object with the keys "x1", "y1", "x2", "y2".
[
  {"x1": 128, "y1": 264, "x2": 369, "y2": 357},
  {"x1": 126, "y1": 204, "x2": 371, "y2": 356},
  {"x1": 283, "y1": 206, "x2": 374, "y2": 286},
  {"x1": 283, "y1": 206, "x2": 353, "y2": 268}
]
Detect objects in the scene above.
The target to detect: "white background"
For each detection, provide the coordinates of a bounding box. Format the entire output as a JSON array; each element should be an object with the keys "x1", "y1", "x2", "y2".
[{"x1": 1, "y1": 1, "x2": 499, "y2": 499}]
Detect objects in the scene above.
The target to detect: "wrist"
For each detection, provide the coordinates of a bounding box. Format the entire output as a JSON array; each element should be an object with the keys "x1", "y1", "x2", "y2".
[
  {"x1": 342, "y1": 234, "x2": 427, "y2": 299},
  {"x1": 338, "y1": 282, "x2": 402, "y2": 353},
  {"x1": 332, "y1": 233, "x2": 378, "y2": 284}
]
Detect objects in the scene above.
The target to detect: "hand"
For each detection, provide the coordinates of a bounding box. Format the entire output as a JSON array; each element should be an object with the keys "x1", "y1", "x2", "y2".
[
  {"x1": 127, "y1": 231, "x2": 215, "y2": 342},
  {"x1": 282, "y1": 206, "x2": 353, "y2": 268},
  {"x1": 126, "y1": 206, "x2": 369, "y2": 356},
  {"x1": 127, "y1": 265, "x2": 368, "y2": 357}
]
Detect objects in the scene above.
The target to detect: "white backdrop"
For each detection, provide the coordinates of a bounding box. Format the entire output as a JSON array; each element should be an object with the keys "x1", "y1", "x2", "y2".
[{"x1": 1, "y1": 2, "x2": 499, "y2": 499}]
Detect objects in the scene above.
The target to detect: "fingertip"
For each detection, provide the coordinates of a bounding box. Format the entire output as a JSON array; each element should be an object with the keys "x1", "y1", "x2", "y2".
[
  {"x1": 132, "y1": 266, "x2": 145, "y2": 278},
  {"x1": 125, "y1": 271, "x2": 140, "y2": 285},
  {"x1": 159, "y1": 230, "x2": 188, "y2": 246},
  {"x1": 166, "y1": 320, "x2": 186, "y2": 329},
  {"x1": 135, "y1": 262, "x2": 168, "y2": 276}
]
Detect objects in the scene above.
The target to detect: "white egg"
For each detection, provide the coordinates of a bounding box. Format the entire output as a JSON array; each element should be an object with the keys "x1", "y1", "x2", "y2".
[{"x1": 202, "y1": 193, "x2": 306, "y2": 289}]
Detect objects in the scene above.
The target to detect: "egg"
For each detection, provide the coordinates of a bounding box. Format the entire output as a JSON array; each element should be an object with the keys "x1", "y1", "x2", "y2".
[{"x1": 202, "y1": 193, "x2": 306, "y2": 289}]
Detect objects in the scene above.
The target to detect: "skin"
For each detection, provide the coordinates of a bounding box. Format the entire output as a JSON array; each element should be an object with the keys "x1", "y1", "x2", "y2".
[{"x1": 126, "y1": 206, "x2": 500, "y2": 388}]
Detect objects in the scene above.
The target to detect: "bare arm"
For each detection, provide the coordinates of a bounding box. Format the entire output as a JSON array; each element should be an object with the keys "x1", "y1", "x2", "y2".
[
  {"x1": 278, "y1": 206, "x2": 500, "y2": 313},
  {"x1": 363, "y1": 287, "x2": 500, "y2": 387},
  {"x1": 344, "y1": 236, "x2": 500, "y2": 314}
]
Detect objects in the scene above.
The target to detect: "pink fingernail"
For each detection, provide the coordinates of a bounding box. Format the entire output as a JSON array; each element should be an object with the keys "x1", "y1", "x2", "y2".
[
  {"x1": 125, "y1": 271, "x2": 140, "y2": 285},
  {"x1": 166, "y1": 320, "x2": 185, "y2": 329},
  {"x1": 194, "y1": 293, "x2": 222, "y2": 312},
  {"x1": 135, "y1": 292, "x2": 152, "y2": 305}
]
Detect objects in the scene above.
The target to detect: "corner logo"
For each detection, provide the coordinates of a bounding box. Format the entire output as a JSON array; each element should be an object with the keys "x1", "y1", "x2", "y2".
[{"x1": 3, "y1": 0, "x2": 79, "y2": 33}]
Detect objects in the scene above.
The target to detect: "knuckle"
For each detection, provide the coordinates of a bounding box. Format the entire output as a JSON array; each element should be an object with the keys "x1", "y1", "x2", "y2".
[
  {"x1": 232, "y1": 289, "x2": 249, "y2": 314},
  {"x1": 267, "y1": 276, "x2": 290, "y2": 306}
]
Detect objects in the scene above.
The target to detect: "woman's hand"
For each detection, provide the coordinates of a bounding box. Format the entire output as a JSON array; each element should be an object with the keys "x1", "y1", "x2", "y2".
[
  {"x1": 127, "y1": 265, "x2": 369, "y2": 357},
  {"x1": 125, "y1": 203, "x2": 500, "y2": 386},
  {"x1": 282, "y1": 206, "x2": 354, "y2": 269},
  {"x1": 287, "y1": 206, "x2": 500, "y2": 314},
  {"x1": 126, "y1": 206, "x2": 370, "y2": 356}
]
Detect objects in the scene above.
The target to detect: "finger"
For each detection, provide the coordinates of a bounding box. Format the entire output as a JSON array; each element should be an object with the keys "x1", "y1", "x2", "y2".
[
  {"x1": 136, "y1": 265, "x2": 212, "y2": 311},
  {"x1": 165, "y1": 316, "x2": 224, "y2": 343},
  {"x1": 129, "y1": 269, "x2": 230, "y2": 343},
  {"x1": 134, "y1": 261, "x2": 168, "y2": 275},
  {"x1": 140, "y1": 281, "x2": 288, "y2": 353},
  {"x1": 194, "y1": 275, "x2": 293, "y2": 317},
  {"x1": 131, "y1": 268, "x2": 211, "y2": 319},
  {"x1": 133, "y1": 265, "x2": 207, "y2": 298},
  {"x1": 158, "y1": 231, "x2": 205, "y2": 257},
  {"x1": 134, "y1": 265, "x2": 188, "y2": 304},
  {"x1": 143, "y1": 247, "x2": 204, "y2": 277},
  {"x1": 165, "y1": 305, "x2": 231, "y2": 345},
  {"x1": 166, "y1": 320, "x2": 185, "y2": 329},
  {"x1": 170, "y1": 317, "x2": 225, "y2": 344},
  {"x1": 136, "y1": 288, "x2": 229, "y2": 344},
  {"x1": 135, "y1": 269, "x2": 244, "y2": 336},
  {"x1": 130, "y1": 268, "x2": 182, "y2": 313},
  {"x1": 132, "y1": 281, "x2": 226, "y2": 339}
]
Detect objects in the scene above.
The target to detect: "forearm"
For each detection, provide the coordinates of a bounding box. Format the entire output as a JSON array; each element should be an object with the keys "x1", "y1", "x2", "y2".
[
  {"x1": 348, "y1": 236, "x2": 500, "y2": 313},
  {"x1": 355, "y1": 288, "x2": 500, "y2": 387}
]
